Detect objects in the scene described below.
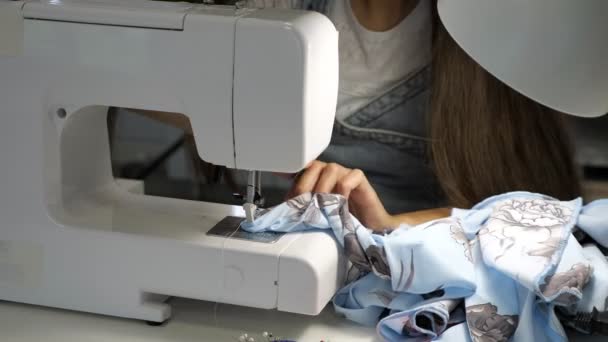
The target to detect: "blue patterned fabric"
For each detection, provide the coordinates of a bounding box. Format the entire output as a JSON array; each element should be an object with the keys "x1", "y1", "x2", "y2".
[{"x1": 241, "y1": 192, "x2": 608, "y2": 341}]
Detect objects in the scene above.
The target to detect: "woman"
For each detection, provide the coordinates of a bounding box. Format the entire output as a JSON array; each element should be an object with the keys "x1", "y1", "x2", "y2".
[{"x1": 289, "y1": 0, "x2": 581, "y2": 230}]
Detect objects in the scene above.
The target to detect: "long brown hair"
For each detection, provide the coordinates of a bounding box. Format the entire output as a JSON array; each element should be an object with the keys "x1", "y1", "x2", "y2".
[{"x1": 429, "y1": 20, "x2": 581, "y2": 208}]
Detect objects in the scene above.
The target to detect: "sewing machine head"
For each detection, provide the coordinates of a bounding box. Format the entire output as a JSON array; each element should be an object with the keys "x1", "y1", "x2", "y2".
[{"x1": 2, "y1": 0, "x2": 338, "y2": 221}]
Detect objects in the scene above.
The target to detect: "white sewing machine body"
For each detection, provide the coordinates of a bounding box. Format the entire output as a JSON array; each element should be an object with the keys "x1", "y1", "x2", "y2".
[{"x1": 0, "y1": 0, "x2": 341, "y2": 323}]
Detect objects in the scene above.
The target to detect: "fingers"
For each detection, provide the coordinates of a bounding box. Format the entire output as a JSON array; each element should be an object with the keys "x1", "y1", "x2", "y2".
[
  {"x1": 285, "y1": 162, "x2": 389, "y2": 230},
  {"x1": 314, "y1": 163, "x2": 349, "y2": 193},
  {"x1": 287, "y1": 161, "x2": 327, "y2": 198},
  {"x1": 334, "y1": 168, "x2": 366, "y2": 198},
  {"x1": 287, "y1": 161, "x2": 371, "y2": 202}
]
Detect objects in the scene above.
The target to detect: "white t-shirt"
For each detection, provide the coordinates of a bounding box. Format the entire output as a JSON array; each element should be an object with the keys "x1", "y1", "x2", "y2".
[{"x1": 328, "y1": 0, "x2": 432, "y2": 120}]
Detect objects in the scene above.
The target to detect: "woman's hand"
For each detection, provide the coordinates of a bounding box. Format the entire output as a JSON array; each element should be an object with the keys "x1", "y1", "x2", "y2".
[
  {"x1": 286, "y1": 161, "x2": 452, "y2": 231},
  {"x1": 287, "y1": 161, "x2": 393, "y2": 230}
]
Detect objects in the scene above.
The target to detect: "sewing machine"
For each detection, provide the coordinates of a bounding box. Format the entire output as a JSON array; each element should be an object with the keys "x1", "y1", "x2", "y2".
[{"x1": 0, "y1": 0, "x2": 340, "y2": 324}]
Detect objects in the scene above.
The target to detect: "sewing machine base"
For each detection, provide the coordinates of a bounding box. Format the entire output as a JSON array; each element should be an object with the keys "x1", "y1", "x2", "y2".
[{"x1": 0, "y1": 190, "x2": 344, "y2": 322}]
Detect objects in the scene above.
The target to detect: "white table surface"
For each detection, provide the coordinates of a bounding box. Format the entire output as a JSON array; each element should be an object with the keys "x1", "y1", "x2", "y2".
[
  {"x1": 1, "y1": 297, "x2": 606, "y2": 342},
  {"x1": 0, "y1": 298, "x2": 380, "y2": 342}
]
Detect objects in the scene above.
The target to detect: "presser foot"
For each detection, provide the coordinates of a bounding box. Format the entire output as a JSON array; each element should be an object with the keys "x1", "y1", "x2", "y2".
[{"x1": 243, "y1": 202, "x2": 257, "y2": 223}]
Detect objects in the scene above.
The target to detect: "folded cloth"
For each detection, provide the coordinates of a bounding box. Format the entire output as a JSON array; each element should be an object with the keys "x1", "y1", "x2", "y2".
[{"x1": 241, "y1": 192, "x2": 608, "y2": 341}]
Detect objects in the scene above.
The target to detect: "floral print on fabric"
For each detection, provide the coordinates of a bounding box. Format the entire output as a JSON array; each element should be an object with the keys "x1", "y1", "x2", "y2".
[
  {"x1": 478, "y1": 197, "x2": 578, "y2": 292},
  {"x1": 540, "y1": 263, "x2": 592, "y2": 306},
  {"x1": 450, "y1": 223, "x2": 474, "y2": 263},
  {"x1": 466, "y1": 303, "x2": 518, "y2": 342}
]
